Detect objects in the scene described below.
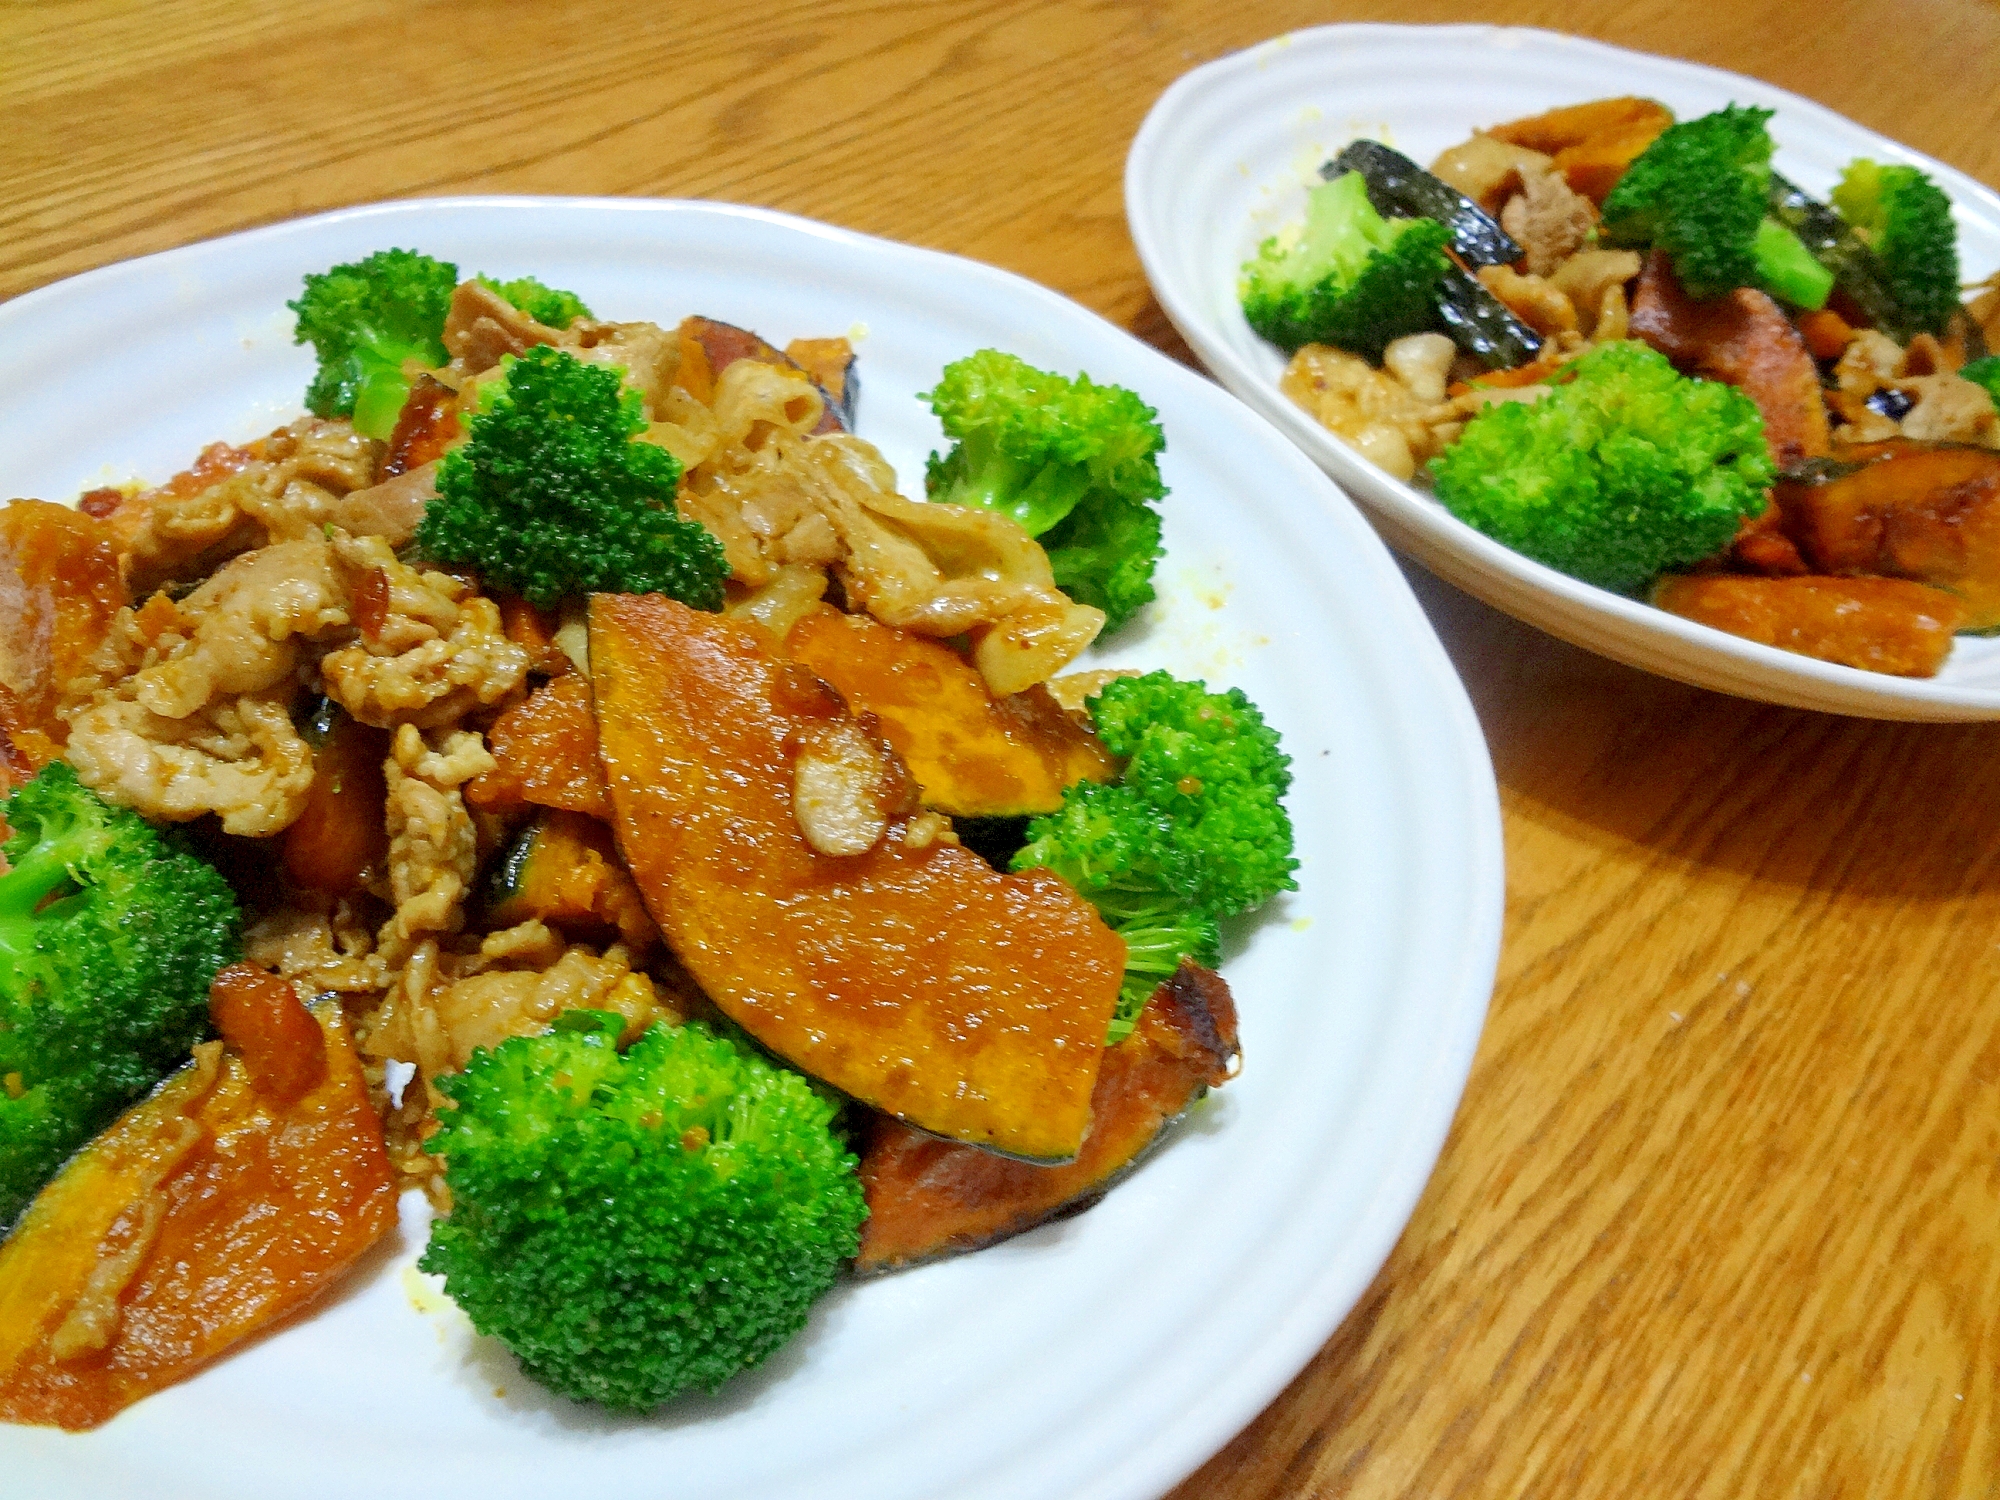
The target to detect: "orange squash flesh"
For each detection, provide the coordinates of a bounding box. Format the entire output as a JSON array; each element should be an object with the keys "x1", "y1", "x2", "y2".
[
  {"x1": 590, "y1": 593, "x2": 1123, "y2": 1161},
  {"x1": 786, "y1": 607, "x2": 1115, "y2": 818},
  {"x1": 281, "y1": 708, "x2": 391, "y2": 897},
  {"x1": 465, "y1": 671, "x2": 610, "y2": 819},
  {"x1": 484, "y1": 809, "x2": 660, "y2": 951},
  {"x1": 1484, "y1": 95, "x2": 1672, "y2": 155},
  {"x1": 1652, "y1": 572, "x2": 1964, "y2": 677},
  {"x1": 0, "y1": 970, "x2": 396, "y2": 1431},
  {"x1": 674, "y1": 316, "x2": 846, "y2": 434},
  {"x1": 1771, "y1": 441, "x2": 2000, "y2": 629},
  {"x1": 0, "y1": 499, "x2": 128, "y2": 768},
  {"x1": 855, "y1": 961, "x2": 1241, "y2": 1272}
]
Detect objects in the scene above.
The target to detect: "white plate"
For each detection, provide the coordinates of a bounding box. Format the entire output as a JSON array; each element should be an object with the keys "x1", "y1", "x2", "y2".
[
  {"x1": 1126, "y1": 24, "x2": 2000, "y2": 720},
  {"x1": 0, "y1": 199, "x2": 1503, "y2": 1500}
]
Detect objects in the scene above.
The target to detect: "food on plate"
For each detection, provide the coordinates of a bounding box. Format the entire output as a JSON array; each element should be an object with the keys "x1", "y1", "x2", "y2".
[
  {"x1": 0, "y1": 257, "x2": 1296, "y2": 1425},
  {"x1": 786, "y1": 607, "x2": 1117, "y2": 818},
  {"x1": 1597, "y1": 105, "x2": 1832, "y2": 308},
  {"x1": 1829, "y1": 161, "x2": 1961, "y2": 338},
  {"x1": 418, "y1": 343, "x2": 727, "y2": 610},
  {"x1": 1649, "y1": 573, "x2": 1964, "y2": 676},
  {"x1": 418, "y1": 1012, "x2": 866, "y2": 1409},
  {"x1": 1245, "y1": 96, "x2": 2000, "y2": 678},
  {"x1": 0, "y1": 966, "x2": 395, "y2": 1430},
  {"x1": 921, "y1": 349, "x2": 1169, "y2": 631},
  {"x1": 1239, "y1": 168, "x2": 1453, "y2": 359},
  {"x1": 1013, "y1": 670, "x2": 1295, "y2": 1042},
  {"x1": 1429, "y1": 342, "x2": 1773, "y2": 592},
  {"x1": 856, "y1": 958, "x2": 1238, "y2": 1272},
  {"x1": 0, "y1": 763, "x2": 242, "y2": 1226},
  {"x1": 590, "y1": 591, "x2": 1124, "y2": 1162}
]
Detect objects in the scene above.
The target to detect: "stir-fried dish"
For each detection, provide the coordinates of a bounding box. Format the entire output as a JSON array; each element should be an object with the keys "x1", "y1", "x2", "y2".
[
  {"x1": 1244, "y1": 96, "x2": 2000, "y2": 678},
  {"x1": 0, "y1": 257, "x2": 1296, "y2": 1428}
]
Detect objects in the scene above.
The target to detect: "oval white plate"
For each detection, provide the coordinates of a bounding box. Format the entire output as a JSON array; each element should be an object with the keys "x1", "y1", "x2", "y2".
[
  {"x1": 1127, "y1": 24, "x2": 2000, "y2": 721},
  {"x1": 0, "y1": 199, "x2": 1502, "y2": 1500}
]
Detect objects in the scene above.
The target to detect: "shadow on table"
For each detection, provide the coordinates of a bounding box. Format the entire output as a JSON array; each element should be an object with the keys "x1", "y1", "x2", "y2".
[{"x1": 1399, "y1": 559, "x2": 2000, "y2": 901}]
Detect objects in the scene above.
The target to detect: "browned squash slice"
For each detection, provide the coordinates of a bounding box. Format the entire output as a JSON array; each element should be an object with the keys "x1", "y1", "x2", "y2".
[
  {"x1": 785, "y1": 336, "x2": 858, "y2": 429},
  {"x1": 674, "y1": 316, "x2": 846, "y2": 434},
  {"x1": 854, "y1": 961, "x2": 1241, "y2": 1273},
  {"x1": 484, "y1": 809, "x2": 660, "y2": 951},
  {"x1": 786, "y1": 606, "x2": 1115, "y2": 818},
  {"x1": 0, "y1": 499, "x2": 128, "y2": 768},
  {"x1": 0, "y1": 967, "x2": 396, "y2": 1430},
  {"x1": 1652, "y1": 572, "x2": 1965, "y2": 677},
  {"x1": 464, "y1": 671, "x2": 610, "y2": 819},
  {"x1": 590, "y1": 593, "x2": 1123, "y2": 1161},
  {"x1": 281, "y1": 702, "x2": 391, "y2": 897},
  {"x1": 1771, "y1": 440, "x2": 2000, "y2": 629},
  {"x1": 1484, "y1": 96, "x2": 1673, "y2": 156},
  {"x1": 1550, "y1": 116, "x2": 1674, "y2": 204}
]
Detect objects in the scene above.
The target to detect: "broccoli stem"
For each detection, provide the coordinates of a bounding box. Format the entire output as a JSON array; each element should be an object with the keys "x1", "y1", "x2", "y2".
[{"x1": 1752, "y1": 218, "x2": 1835, "y2": 310}]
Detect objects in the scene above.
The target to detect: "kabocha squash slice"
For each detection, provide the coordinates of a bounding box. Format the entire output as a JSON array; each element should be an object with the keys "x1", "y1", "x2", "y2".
[
  {"x1": 1652, "y1": 572, "x2": 1964, "y2": 676},
  {"x1": 673, "y1": 316, "x2": 848, "y2": 434},
  {"x1": 483, "y1": 808, "x2": 659, "y2": 951},
  {"x1": 281, "y1": 700, "x2": 391, "y2": 897},
  {"x1": 0, "y1": 967, "x2": 395, "y2": 1430},
  {"x1": 786, "y1": 606, "x2": 1115, "y2": 818},
  {"x1": 590, "y1": 593, "x2": 1124, "y2": 1161},
  {"x1": 855, "y1": 960, "x2": 1241, "y2": 1272},
  {"x1": 1771, "y1": 440, "x2": 2000, "y2": 629},
  {"x1": 465, "y1": 670, "x2": 610, "y2": 819},
  {"x1": 0, "y1": 499, "x2": 128, "y2": 769}
]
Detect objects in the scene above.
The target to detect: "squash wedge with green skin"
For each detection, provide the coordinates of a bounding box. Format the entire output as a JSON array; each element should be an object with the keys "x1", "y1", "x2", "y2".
[
  {"x1": 786, "y1": 605, "x2": 1115, "y2": 818},
  {"x1": 589, "y1": 593, "x2": 1124, "y2": 1162},
  {"x1": 854, "y1": 960, "x2": 1241, "y2": 1273},
  {"x1": 0, "y1": 977, "x2": 394, "y2": 1430}
]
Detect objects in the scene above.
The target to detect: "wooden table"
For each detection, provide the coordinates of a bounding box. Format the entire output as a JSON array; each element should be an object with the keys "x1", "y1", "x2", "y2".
[{"x1": 9, "y1": 1, "x2": 2000, "y2": 1493}]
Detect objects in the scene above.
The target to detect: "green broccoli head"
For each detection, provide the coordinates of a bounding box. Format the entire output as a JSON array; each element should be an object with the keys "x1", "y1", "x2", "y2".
[
  {"x1": 1087, "y1": 671, "x2": 1297, "y2": 917},
  {"x1": 473, "y1": 275, "x2": 594, "y2": 330},
  {"x1": 1600, "y1": 105, "x2": 1821, "y2": 303},
  {"x1": 1430, "y1": 341, "x2": 1775, "y2": 593},
  {"x1": 420, "y1": 1012, "x2": 867, "y2": 1410},
  {"x1": 417, "y1": 344, "x2": 727, "y2": 610},
  {"x1": 1038, "y1": 488, "x2": 1164, "y2": 635},
  {"x1": 1601, "y1": 105, "x2": 1772, "y2": 294},
  {"x1": 1831, "y1": 160, "x2": 1961, "y2": 337},
  {"x1": 289, "y1": 248, "x2": 459, "y2": 440},
  {"x1": 922, "y1": 350, "x2": 1168, "y2": 633},
  {"x1": 1238, "y1": 170, "x2": 1454, "y2": 357},
  {"x1": 1015, "y1": 672, "x2": 1294, "y2": 1036},
  {"x1": 0, "y1": 761, "x2": 241, "y2": 1226}
]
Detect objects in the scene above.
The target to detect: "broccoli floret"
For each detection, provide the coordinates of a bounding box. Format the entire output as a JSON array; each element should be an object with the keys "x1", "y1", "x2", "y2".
[
  {"x1": 416, "y1": 344, "x2": 727, "y2": 610},
  {"x1": 1015, "y1": 672, "x2": 1294, "y2": 1039},
  {"x1": 0, "y1": 762, "x2": 241, "y2": 1226},
  {"x1": 1014, "y1": 783, "x2": 1221, "y2": 1040},
  {"x1": 1830, "y1": 160, "x2": 1961, "y2": 337},
  {"x1": 419, "y1": 1012, "x2": 866, "y2": 1410},
  {"x1": 922, "y1": 350, "x2": 1167, "y2": 632},
  {"x1": 1238, "y1": 170, "x2": 1454, "y2": 357},
  {"x1": 1430, "y1": 342, "x2": 1774, "y2": 593},
  {"x1": 473, "y1": 274, "x2": 593, "y2": 329},
  {"x1": 289, "y1": 248, "x2": 459, "y2": 440},
  {"x1": 1600, "y1": 105, "x2": 1832, "y2": 308}
]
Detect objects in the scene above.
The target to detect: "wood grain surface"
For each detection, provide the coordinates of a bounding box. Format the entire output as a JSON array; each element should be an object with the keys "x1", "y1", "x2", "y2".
[{"x1": 8, "y1": 1, "x2": 2000, "y2": 1495}]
